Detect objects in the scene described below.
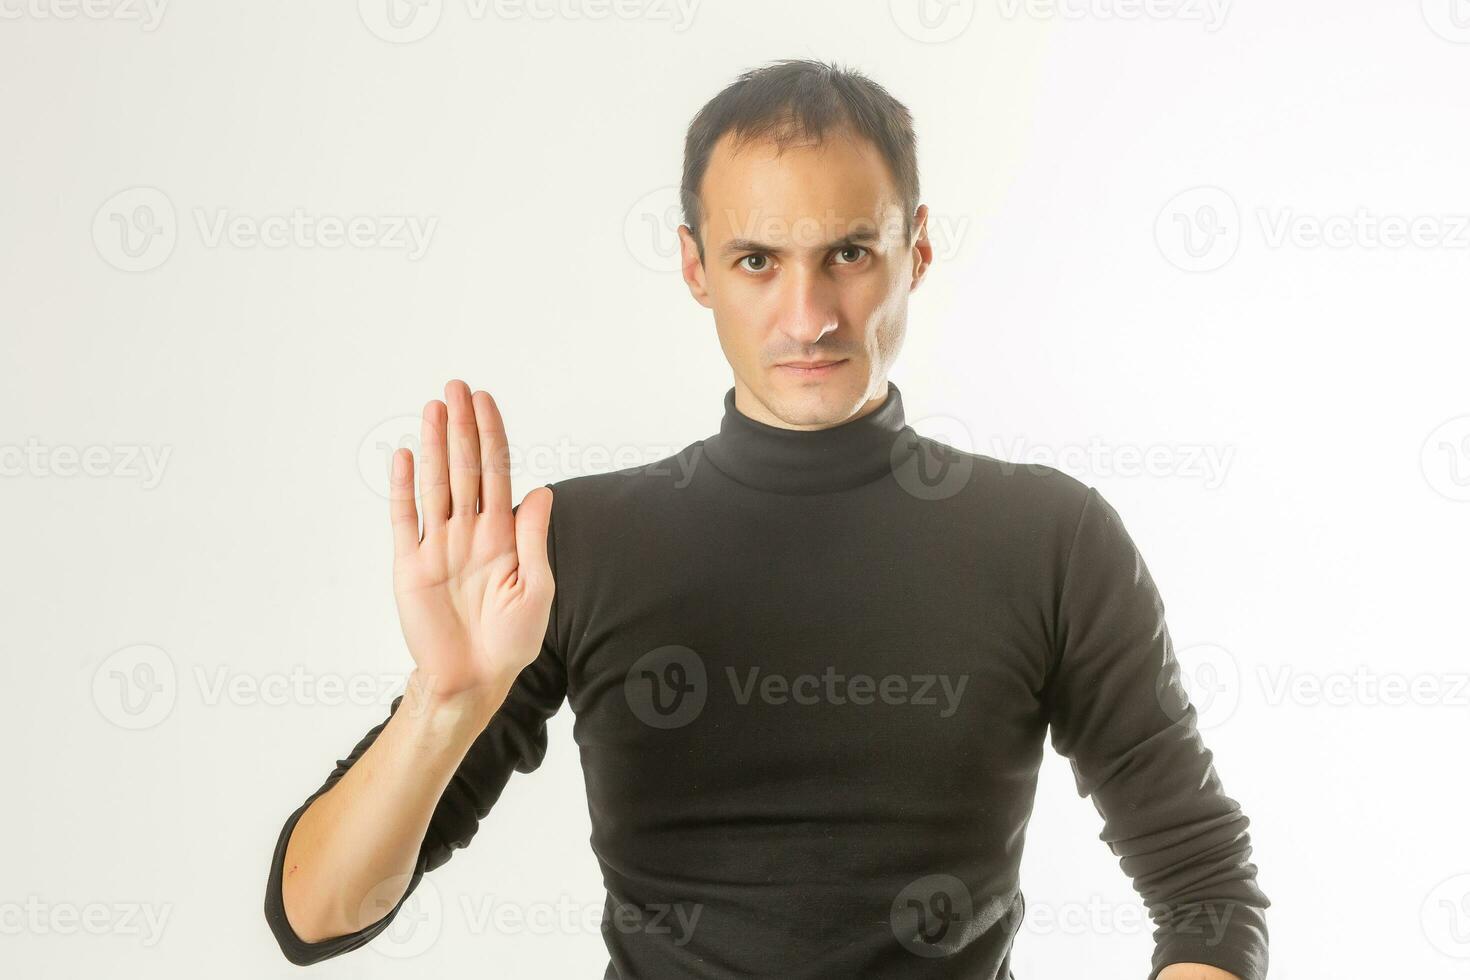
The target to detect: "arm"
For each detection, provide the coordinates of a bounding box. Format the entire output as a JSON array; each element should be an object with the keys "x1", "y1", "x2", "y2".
[
  {"x1": 263, "y1": 380, "x2": 564, "y2": 964},
  {"x1": 1044, "y1": 487, "x2": 1269, "y2": 980},
  {"x1": 278, "y1": 671, "x2": 505, "y2": 944},
  {"x1": 1158, "y1": 965, "x2": 1243, "y2": 980}
]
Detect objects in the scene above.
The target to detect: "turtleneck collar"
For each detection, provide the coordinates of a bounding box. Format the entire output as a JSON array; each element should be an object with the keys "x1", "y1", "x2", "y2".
[{"x1": 699, "y1": 380, "x2": 922, "y2": 495}]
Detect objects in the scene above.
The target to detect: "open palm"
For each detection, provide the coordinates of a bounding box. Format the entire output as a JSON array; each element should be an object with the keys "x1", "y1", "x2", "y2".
[{"x1": 387, "y1": 380, "x2": 555, "y2": 705}]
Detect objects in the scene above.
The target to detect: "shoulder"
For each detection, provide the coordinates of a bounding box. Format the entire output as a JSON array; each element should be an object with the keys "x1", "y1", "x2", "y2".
[
  {"x1": 540, "y1": 439, "x2": 707, "y2": 521},
  {"x1": 911, "y1": 433, "x2": 1096, "y2": 531}
]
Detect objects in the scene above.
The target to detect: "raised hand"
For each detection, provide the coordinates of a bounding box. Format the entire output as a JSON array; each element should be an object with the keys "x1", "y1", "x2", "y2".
[{"x1": 387, "y1": 380, "x2": 555, "y2": 712}]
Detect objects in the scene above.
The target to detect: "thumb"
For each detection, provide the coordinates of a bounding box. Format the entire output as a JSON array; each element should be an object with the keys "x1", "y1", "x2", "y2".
[{"x1": 513, "y1": 485, "x2": 555, "y2": 594}]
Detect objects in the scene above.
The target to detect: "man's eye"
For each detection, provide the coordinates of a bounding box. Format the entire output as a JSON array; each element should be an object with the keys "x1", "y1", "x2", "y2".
[
  {"x1": 739, "y1": 254, "x2": 770, "y2": 273},
  {"x1": 833, "y1": 245, "x2": 869, "y2": 264}
]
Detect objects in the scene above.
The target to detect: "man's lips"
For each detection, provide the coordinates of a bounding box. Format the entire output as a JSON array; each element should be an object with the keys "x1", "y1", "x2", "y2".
[{"x1": 775, "y1": 358, "x2": 848, "y2": 375}]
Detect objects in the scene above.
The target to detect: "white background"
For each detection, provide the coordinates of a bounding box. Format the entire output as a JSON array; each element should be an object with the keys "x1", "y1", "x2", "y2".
[{"x1": 3, "y1": 1, "x2": 1469, "y2": 977}]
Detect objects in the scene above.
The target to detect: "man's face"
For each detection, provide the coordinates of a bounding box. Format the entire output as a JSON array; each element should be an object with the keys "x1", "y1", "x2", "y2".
[{"x1": 679, "y1": 126, "x2": 931, "y2": 429}]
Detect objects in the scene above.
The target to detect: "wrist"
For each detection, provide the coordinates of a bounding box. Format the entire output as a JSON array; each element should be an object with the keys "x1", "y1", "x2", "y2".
[{"x1": 402, "y1": 667, "x2": 511, "y2": 741}]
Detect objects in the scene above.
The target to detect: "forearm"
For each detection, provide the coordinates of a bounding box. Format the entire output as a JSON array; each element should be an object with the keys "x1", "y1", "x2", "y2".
[
  {"x1": 1158, "y1": 965, "x2": 1241, "y2": 980},
  {"x1": 279, "y1": 670, "x2": 510, "y2": 942}
]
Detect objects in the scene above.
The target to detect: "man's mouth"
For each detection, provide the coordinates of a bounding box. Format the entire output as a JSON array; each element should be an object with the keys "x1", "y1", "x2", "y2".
[{"x1": 775, "y1": 358, "x2": 848, "y2": 376}]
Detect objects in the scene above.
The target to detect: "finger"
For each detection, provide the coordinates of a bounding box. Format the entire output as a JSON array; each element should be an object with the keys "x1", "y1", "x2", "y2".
[
  {"x1": 513, "y1": 485, "x2": 555, "y2": 595},
  {"x1": 472, "y1": 390, "x2": 511, "y2": 521},
  {"x1": 388, "y1": 448, "x2": 420, "y2": 556},
  {"x1": 419, "y1": 399, "x2": 450, "y2": 530},
  {"x1": 444, "y1": 380, "x2": 480, "y2": 519}
]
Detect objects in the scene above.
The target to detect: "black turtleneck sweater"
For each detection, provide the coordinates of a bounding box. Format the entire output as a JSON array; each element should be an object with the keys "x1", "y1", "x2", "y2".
[{"x1": 264, "y1": 381, "x2": 1269, "y2": 980}]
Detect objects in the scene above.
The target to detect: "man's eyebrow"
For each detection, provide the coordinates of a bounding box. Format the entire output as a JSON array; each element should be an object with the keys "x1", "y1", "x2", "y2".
[{"x1": 718, "y1": 228, "x2": 882, "y2": 259}]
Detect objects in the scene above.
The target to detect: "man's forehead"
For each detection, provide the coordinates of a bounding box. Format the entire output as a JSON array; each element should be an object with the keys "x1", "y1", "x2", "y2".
[
  {"x1": 700, "y1": 129, "x2": 905, "y2": 251},
  {"x1": 706, "y1": 209, "x2": 906, "y2": 258}
]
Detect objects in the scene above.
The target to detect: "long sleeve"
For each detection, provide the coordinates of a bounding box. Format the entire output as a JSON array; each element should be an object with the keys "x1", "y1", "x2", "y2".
[
  {"x1": 1043, "y1": 487, "x2": 1270, "y2": 980},
  {"x1": 263, "y1": 500, "x2": 568, "y2": 966}
]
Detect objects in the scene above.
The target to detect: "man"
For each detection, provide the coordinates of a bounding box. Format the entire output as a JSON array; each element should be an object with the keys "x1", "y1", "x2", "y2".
[{"x1": 264, "y1": 59, "x2": 1269, "y2": 979}]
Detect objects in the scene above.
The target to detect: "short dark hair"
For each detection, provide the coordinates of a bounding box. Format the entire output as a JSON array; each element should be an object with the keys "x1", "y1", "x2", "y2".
[{"x1": 680, "y1": 58, "x2": 920, "y2": 264}]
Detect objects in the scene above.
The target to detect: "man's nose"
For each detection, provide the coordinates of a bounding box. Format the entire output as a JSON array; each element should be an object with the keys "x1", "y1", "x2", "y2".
[{"x1": 777, "y1": 265, "x2": 840, "y2": 345}]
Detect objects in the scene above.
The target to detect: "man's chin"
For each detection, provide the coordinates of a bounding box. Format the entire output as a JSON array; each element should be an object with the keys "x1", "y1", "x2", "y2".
[{"x1": 760, "y1": 367, "x2": 869, "y2": 427}]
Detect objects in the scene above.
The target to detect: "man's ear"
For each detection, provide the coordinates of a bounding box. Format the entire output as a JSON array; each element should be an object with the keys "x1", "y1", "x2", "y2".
[
  {"x1": 909, "y1": 203, "x2": 933, "y2": 292},
  {"x1": 679, "y1": 224, "x2": 713, "y2": 309}
]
